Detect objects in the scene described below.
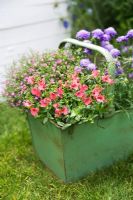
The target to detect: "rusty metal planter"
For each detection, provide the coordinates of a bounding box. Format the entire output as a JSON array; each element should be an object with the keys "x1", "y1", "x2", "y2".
[{"x1": 28, "y1": 110, "x2": 133, "y2": 183}]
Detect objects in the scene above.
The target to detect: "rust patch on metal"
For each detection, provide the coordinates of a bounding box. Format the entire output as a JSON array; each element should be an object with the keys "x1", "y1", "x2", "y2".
[
  {"x1": 57, "y1": 158, "x2": 65, "y2": 168},
  {"x1": 52, "y1": 137, "x2": 63, "y2": 150}
]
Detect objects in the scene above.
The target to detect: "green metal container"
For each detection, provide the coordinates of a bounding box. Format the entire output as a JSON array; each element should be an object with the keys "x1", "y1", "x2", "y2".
[
  {"x1": 27, "y1": 39, "x2": 133, "y2": 183},
  {"x1": 28, "y1": 110, "x2": 133, "y2": 183}
]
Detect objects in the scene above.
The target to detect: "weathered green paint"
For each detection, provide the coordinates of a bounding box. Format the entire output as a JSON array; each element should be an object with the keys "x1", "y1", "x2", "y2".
[{"x1": 28, "y1": 110, "x2": 133, "y2": 183}]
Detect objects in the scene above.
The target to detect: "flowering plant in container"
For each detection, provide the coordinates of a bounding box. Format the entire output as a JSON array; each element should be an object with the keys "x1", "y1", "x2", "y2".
[{"x1": 3, "y1": 27, "x2": 133, "y2": 183}]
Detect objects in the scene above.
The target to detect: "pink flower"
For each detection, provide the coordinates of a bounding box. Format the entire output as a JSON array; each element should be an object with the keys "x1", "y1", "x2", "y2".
[
  {"x1": 53, "y1": 103, "x2": 59, "y2": 108},
  {"x1": 92, "y1": 70, "x2": 100, "y2": 78},
  {"x1": 75, "y1": 91, "x2": 85, "y2": 98},
  {"x1": 63, "y1": 81, "x2": 69, "y2": 88},
  {"x1": 20, "y1": 85, "x2": 27, "y2": 94},
  {"x1": 38, "y1": 79, "x2": 46, "y2": 90},
  {"x1": 80, "y1": 84, "x2": 88, "y2": 92},
  {"x1": 71, "y1": 73, "x2": 79, "y2": 79},
  {"x1": 55, "y1": 108, "x2": 62, "y2": 117},
  {"x1": 82, "y1": 97, "x2": 92, "y2": 105},
  {"x1": 27, "y1": 76, "x2": 34, "y2": 84},
  {"x1": 50, "y1": 92, "x2": 57, "y2": 100},
  {"x1": 57, "y1": 87, "x2": 63, "y2": 98},
  {"x1": 50, "y1": 78, "x2": 55, "y2": 84},
  {"x1": 40, "y1": 98, "x2": 51, "y2": 107},
  {"x1": 95, "y1": 94, "x2": 106, "y2": 103},
  {"x1": 102, "y1": 75, "x2": 114, "y2": 85},
  {"x1": 30, "y1": 107, "x2": 39, "y2": 116},
  {"x1": 92, "y1": 86, "x2": 103, "y2": 97},
  {"x1": 70, "y1": 81, "x2": 80, "y2": 90},
  {"x1": 56, "y1": 59, "x2": 62, "y2": 65},
  {"x1": 61, "y1": 106, "x2": 69, "y2": 115},
  {"x1": 58, "y1": 80, "x2": 63, "y2": 86},
  {"x1": 31, "y1": 88, "x2": 41, "y2": 97},
  {"x1": 23, "y1": 100, "x2": 32, "y2": 108}
]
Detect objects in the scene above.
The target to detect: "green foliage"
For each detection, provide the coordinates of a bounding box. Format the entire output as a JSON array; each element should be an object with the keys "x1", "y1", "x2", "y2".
[{"x1": 68, "y1": 0, "x2": 133, "y2": 36}]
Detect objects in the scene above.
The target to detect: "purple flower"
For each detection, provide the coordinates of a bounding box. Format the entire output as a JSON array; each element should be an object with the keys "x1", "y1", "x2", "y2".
[
  {"x1": 101, "y1": 41, "x2": 109, "y2": 47},
  {"x1": 128, "y1": 73, "x2": 133, "y2": 78},
  {"x1": 76, "y1": 30, "x2": 90, "y2": 40},
  {"x1": 104, "y1": 27, "x2": 117, "y2": 37},
  {"x1": 121, "y1": 46, "x2": 129, "y2": 53},
  {"x1": 126, "y1": 29, "x2": 133, "y2": 39},
  {"x1": 92, "y1": 29, "x2": 104, "y2": 39},
  {"x1": 101, "y1": 34, "x2": 111, "y2": 41},
  {"x1": 63, "y1": 20, "x2": 69, "y2": 29},
  {"x1": 83, "y1": 48, "x2": 92, "y2": 54},
  {"x1": 74, "y1": 66, "x2": 82, "y2": 73},
  {"x1": 115, "y1": 67, "x2": 124, "y2": 76},
  {"x1": 115, "y1": 61, "x2": 121, "y2": 67},
  {"x1": 56, "y1": 59, "x2": 62, "y2": 64},
  {"x1": 110, "y1": 48, "x2": 121, "y2": 58},
  {"x1": 116, "y1": 36, "x2": 128, "y2": 42},
  {"x1": 104, "y1": 69, "x2": 108, "y2": 75},
  {"x1": 104, "y1": 44, "x2": 114, "y2": 51},
  {"x1": 80, "y1": 59, "x2": 91, "y2": 67},
  {"x1": 86, "y1": 63, "x2": 97, "y2": 70},
  {"x1": 101, "y1": 41, "x2": 114, "y2": 51}
]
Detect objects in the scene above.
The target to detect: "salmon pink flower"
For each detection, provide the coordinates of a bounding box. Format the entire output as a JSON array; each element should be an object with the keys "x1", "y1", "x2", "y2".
[
  {"x1": 80, "y1": 84, "x2": 88, "y2": 91},
  {"x1": 92, "y1": 86, "x2": 103, "y2": 97},
  {"x1": 57, "y1": 87, "x2": 63, "y2": 98},
  {"x1": 31, "y1": 88, "x2": 41, "y2": 97},
  {"x1": 53, "y1": 103, "x2": 59, "y2": 108},
  {"x1": 23, "y1": 100, "x2": 32, "y2": 108},
  {"x1": 50, "y1": 92, "x2": 57, "y2": 100},
  {"x1": 102, "y1": 75, "x2": 114, "y2": 84},
  {"x1": 40, "y1": 98, "x2": 51, "y2": 107},
  {"x1": 75, "y1": 91, "x2": 85, "y2": 98},
  {"x1": 38, "y1": 79, "x2": 46, "y2": 91},
  {"x1": 92, "y1": 70, "x2": 100, "y2": 78},
  {"x1": 58, "y1": 80, "x2": 63, "y2": 86},
  {"x1": 27, "y1": 76, "x2": 34, "y2": 84},
  {"x1": 71, "y1": 73, "x2": 79, "y2": 79},
  {"x1": 61, "y1": 106, "x2": 69, "y2": 115},
  {"x1": 55, "y1": 108, "x2": 62, "y2": 117},
  {"x1": 95, "y1": 94, "x2": 106, "y2": 103},
  {"x1": 30, "y1": 107, "x2": 39, "y2": 116},
  {"x1": 82, "y1": 97, "x2": 92, "y2": 105},
  {"x1": 70, "y1": 81, "x2": 80, "y2": 90}
]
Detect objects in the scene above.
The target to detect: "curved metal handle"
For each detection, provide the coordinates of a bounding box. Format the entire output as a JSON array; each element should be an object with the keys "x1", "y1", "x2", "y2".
[{"x1": 59, "y1": 38, "x2": 115, "y2": 78}]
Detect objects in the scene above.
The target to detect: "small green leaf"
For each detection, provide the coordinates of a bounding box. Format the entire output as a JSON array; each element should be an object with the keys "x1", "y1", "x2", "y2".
[
  {"x1": 57, "y1": 121, "x2": 65, "y2": 127},
  {"x1": 43, "y1": 118, "x2": 48, "y2": 124},
  {"x1": 62, "y1": 123, "x2": 71, "y2": 130},
  {"x1": 70, "y1": 110, "x2": 77, "y2": 117}
]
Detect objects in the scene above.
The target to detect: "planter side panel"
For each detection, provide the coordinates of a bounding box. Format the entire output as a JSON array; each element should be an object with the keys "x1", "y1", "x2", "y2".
[
  {"x1": 28, "y1": 115, "x2": 66, "y2": 181},
  {"x1": 63, "y1": 111, "x2": 133, "y2": 182}
]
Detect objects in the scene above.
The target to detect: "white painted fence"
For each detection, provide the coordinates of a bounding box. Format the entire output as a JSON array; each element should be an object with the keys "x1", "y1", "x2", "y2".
[{"x1": 0, "y1": 0, "x2": 70, "y2": 95}]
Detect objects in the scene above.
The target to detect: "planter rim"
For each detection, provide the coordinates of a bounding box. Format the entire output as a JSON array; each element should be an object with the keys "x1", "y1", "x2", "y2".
[{"x1": 28, "y1": 108, "x2": 133, "y2": 130}]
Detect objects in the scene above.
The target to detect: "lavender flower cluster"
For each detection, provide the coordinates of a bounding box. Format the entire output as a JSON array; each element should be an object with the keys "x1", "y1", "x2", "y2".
[{"x1": 76, "y1": 27, "x2": 133, "y2": 78}]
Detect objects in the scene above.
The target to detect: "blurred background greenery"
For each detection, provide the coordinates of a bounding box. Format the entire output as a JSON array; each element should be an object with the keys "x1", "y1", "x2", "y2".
[{"x1": 66, "y1": 0, "x2": 133, "y2": 36}]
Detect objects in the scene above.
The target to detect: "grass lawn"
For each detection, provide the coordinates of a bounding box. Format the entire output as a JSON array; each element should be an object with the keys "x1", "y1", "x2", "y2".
[{"x1": 1, "y1": 103, "x2": 133, "y2": 200}]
